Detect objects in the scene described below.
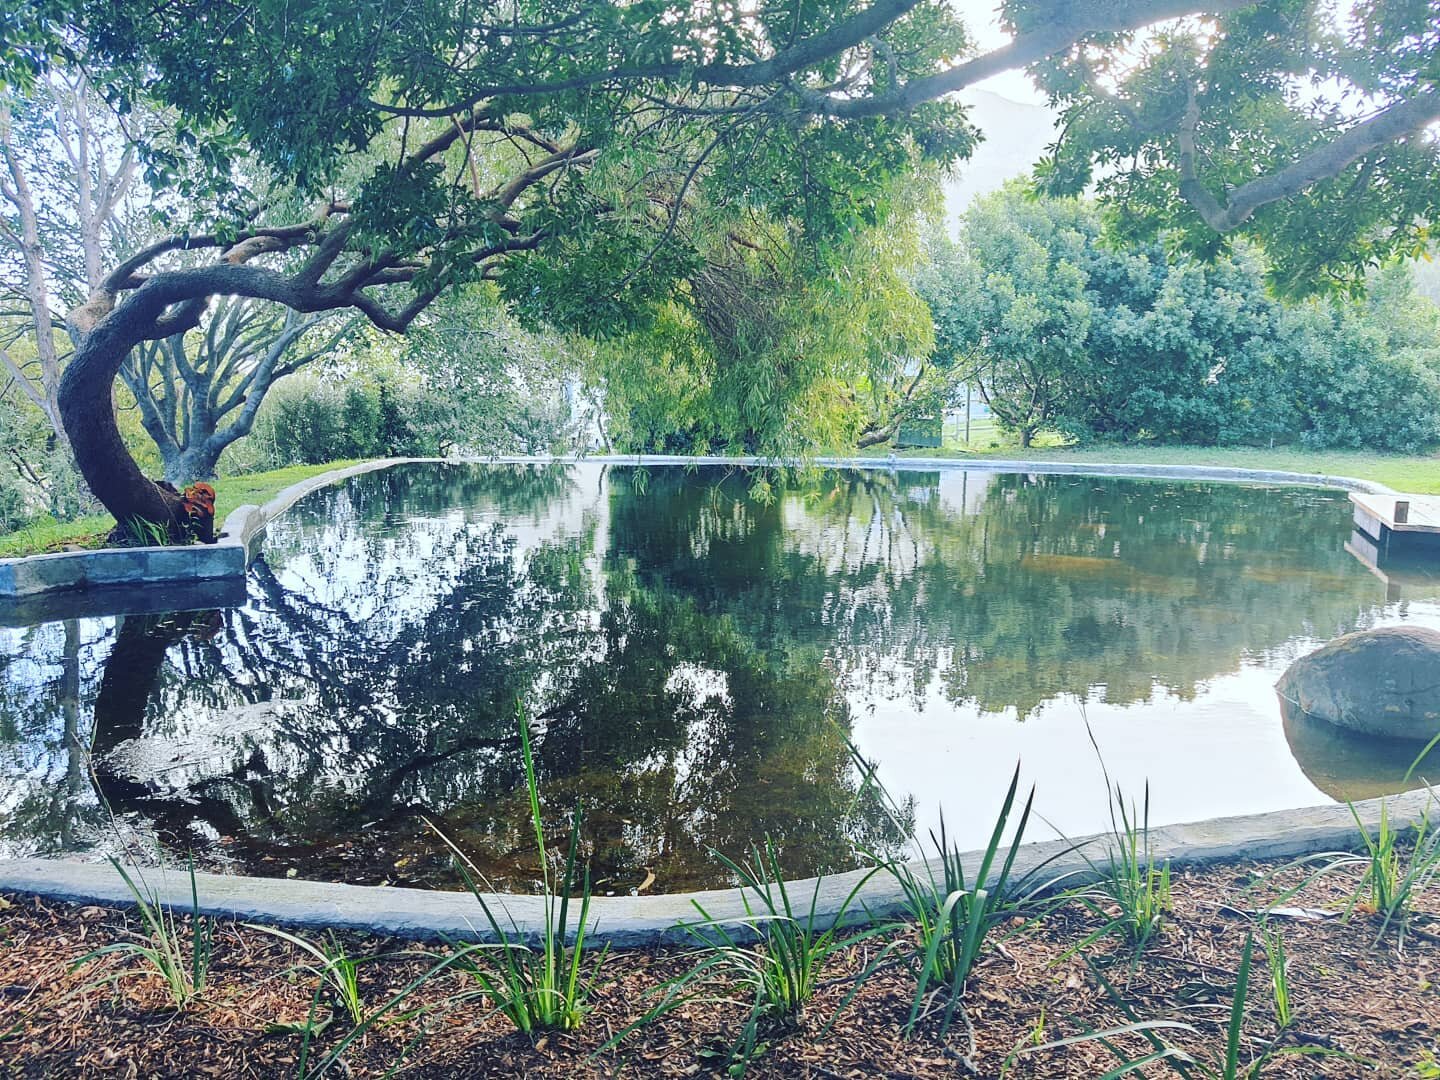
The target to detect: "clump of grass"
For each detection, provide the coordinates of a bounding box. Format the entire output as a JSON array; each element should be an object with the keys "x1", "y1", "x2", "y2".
[
  {"x1": 292, "y1": 947, "x2": 472, "y2": 1080},
  {"x1": 71, "y1": 857, "x2": 213, "y2": 1008},
  {"x1": 1063, "y1": 728, "x2": 1171, "y2": 957},
  {"x1": 844, "y1": 747, "x2": 1077, "y2": 1048},
  {"x1": 1079, "y1": 779, "x2": 1172, "y2": 951},
  {"x1": 1348, "y1": 798, "x2": 1440, "y2": 940},
  {"x1": 432, "y1": 710, "x2": 607, "y2": 1034},
  {"x1": 603, "y1": 838, "x2": 893, "y2": 1076},
  {"x1": 688, "y1": 840, "x2": 889, "y2": 1026},
  {"x1": 293, "y1": 710, "x2": 606, "y2": 1075},
  {"x1": 888, "y1": 764, "x2": 1060, "y2": 1037},
  {"x1": 1267, "y1": 796, "x2": 1440, "y2": 945},
  {"x1": 247, "y1": 925, "x2": 370, "y2": 1025},
  {"x1": 124, "y1": 515, "x2": 174, "y2": 546}
]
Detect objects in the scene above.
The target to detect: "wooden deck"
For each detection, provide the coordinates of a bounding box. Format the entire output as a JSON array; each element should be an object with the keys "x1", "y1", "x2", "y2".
[{"x1": 1349, "y1": 492, "x2": 1440, "y2": 541}]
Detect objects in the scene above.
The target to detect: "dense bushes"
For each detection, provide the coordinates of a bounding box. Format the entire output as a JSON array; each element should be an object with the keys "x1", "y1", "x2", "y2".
[
  {"x1": 938, "y1": 185, "x2": 1440, "y2": 453},
  {"x1": 224, "y1": 375, "x2": 446, "y2": 471},
  {"x1": 1280, "y1": 269, "x2": 1440, "y2": 453},
  {"x1": 1068, "y1": 246, "x2": 1296, "y2": 447}
]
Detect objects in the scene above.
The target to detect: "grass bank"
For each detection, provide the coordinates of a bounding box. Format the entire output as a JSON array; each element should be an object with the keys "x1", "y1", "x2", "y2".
[
  {"x1": 866, "y1": 441, "x2": 1440, "y2": 494},
  {"x1": 0, "y1": 460, "x2": 362, "y2": 559}
]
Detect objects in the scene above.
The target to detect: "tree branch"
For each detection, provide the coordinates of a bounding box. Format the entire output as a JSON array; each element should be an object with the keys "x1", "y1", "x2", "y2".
[
  {"x1": 375, "y1": 0, "x2": 928, "y2": 117},
  {"x1": 794, "y1": 0, "x2": 1254, "y2": 118},
  {"x1": 1177, "y1": 85, "x2": 1440, "y2": 232}
]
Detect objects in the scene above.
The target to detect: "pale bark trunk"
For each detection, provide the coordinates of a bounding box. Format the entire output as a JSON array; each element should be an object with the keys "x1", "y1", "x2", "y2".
[{"x1": 0, "y1": 110, "x2": 68, "y2": 449}]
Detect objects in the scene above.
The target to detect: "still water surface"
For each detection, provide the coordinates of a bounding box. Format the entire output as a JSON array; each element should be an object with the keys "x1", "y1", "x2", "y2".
[{"x1": 3, "y1": 463, "x2": 1438, "y2": 892}]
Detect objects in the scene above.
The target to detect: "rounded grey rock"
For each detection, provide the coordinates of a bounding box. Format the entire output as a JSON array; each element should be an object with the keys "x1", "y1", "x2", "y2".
[{"x1": 1277, "y1": 626, "x2": 1440, "y2": 741}]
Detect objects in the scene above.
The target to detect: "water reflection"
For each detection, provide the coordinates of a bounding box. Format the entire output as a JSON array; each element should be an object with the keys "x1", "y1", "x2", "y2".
[
  {"x1": 3, "y1": 463, "x2": 1439, "y2": 891},
  {"x1": 1280, "y1": 697, "x2": 1440, "y2": 802}
]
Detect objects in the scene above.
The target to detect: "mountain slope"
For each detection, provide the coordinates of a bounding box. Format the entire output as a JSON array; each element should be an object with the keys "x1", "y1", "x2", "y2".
[{"x1": 942, "y1": 89, "x2": 1059, "y2": 229}]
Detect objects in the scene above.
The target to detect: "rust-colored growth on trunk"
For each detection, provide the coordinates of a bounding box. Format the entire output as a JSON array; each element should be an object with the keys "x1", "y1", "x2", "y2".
[{"x1": 181, "y1": 482, "x2": 217, "y2": 543}]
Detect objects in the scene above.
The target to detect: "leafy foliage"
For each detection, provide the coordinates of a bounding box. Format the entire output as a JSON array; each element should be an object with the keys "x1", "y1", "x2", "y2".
[
  {"x1": 239, "y1": 375, "x2": 438, "y2": 468},
  {"x1": 596, "y1": 178, "x2": 938, "y2": 456},
  {"x1": 949, "y1": 187, "x2": 1094, "y2": 446},
  {"x1": 928, "y1": 183, "x2": 1440, "y2": 452},
  {"x1": 404, "y1": 286, "x2": 584, "y2": 455},
  {"x1": 1030, "y1": 0, "x2": 1440, "y2": 295}
]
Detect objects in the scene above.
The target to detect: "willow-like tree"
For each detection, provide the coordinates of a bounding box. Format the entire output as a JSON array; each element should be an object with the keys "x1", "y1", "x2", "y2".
[{"x1": 6, "y1": 0, "x2": 1439, "y2": 537}]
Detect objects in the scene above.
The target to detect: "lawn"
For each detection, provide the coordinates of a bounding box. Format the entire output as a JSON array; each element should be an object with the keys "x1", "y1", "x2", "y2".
[
  {"x1": 0, "y1": 460, "x2": 362, "y2": 559},
  {"x1": 861, "y1": 419, "x2": 1440, "y2": 494}
]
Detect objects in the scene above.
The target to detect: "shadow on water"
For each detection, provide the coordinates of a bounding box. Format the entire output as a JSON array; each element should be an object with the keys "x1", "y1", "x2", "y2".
[{"x1": 2, "y1": 462, "x2": 1438, "y2": 891}]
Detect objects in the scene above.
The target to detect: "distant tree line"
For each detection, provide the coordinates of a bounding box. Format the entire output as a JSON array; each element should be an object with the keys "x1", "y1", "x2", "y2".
[{"x1": 919, "y1": 184, "x2": 1440, "y2": 453}]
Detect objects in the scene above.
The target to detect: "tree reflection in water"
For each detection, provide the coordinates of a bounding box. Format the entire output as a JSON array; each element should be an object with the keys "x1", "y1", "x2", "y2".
[{"x1": 0, "y1": 463, "x2": 1430, "y2": 891}]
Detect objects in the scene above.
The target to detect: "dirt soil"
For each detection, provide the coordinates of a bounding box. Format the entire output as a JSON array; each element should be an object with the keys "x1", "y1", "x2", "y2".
[{"x1": 2, "y1": 854, "x2": 1438, "y2": 1078}]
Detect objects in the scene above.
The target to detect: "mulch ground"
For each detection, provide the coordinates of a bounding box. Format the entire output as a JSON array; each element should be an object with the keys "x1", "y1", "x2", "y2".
[{"x1": 2, "y1": 854, "x2": 1438, "y2": 1078}]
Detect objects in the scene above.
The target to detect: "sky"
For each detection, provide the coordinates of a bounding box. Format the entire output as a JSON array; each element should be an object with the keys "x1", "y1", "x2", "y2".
[{"x1": 949, "y1": 0, "x2": 1050, "y2": 106}]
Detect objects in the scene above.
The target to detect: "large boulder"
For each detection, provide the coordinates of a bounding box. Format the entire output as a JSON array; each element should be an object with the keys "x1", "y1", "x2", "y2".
[{"x1": 1277, "y1": 626, "x2": 1440, "y2": 741}]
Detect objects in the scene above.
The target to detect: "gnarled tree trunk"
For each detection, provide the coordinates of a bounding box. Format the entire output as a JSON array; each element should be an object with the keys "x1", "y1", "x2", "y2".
[
  {"x1": 120, "y1": 299, "x2": 348, "y2": 486},
  {"x1": 60, "y1": 289, "x2": 198, "y2": 540}
]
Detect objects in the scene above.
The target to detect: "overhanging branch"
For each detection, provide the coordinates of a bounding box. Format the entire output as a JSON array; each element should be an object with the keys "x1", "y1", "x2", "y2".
[{"x1": 1177, "y1": 86, "x2": 1440, "y2": 232}]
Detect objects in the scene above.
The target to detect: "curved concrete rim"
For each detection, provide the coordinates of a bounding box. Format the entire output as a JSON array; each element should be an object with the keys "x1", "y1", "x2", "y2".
[
  {"x1": 0, "y1": 454, "x2": 1416, "y2": 945},
  {"x1": 1, "y1": 789, "x2": 1431, "y2": 947},
  {"x1": 223, "y1": 450, "x2": 1396, "y2": 555}
]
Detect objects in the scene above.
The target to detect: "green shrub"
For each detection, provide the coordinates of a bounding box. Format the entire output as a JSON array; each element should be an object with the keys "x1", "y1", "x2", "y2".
[{"x1": 239, "y1": 374, "x2": 443, "y2": 469}]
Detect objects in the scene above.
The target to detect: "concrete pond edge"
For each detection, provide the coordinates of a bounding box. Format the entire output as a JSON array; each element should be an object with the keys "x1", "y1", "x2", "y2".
[
  {"x1": 0, "y1": 789, "x2": 1432, "y2": 947},
  {"x1": 0, "y1": 453, "x2": 1419, "y2": 945},
  {"x1": 0, "y1": 453, "x2": 1398, "y2": 603}
]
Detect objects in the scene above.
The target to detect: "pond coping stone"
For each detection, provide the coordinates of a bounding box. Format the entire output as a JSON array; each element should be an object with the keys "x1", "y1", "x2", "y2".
[
  {"x1": 0, "y1": 789, "x2": 1430, "y2": 947},
  {"x1": 0, "y1": 454, "x2": 1400, "y2": 605}
]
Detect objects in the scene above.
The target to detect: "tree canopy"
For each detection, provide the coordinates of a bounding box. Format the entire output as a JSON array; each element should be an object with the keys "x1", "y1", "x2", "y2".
[{"x1": 1032, "y1": 0, "x2": 1440, "y2": 293}]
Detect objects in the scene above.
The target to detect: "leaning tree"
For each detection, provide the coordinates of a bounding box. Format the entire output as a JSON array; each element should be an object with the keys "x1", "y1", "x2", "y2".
[
  {"x1": 0, "y1": 67, "x2": 357, "y2": 497},
  {"x1": 7, "y1": 0, "x2": 1439, "y2": 538}
]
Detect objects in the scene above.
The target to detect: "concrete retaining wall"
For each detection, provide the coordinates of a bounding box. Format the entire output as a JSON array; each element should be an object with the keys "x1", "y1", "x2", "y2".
[
  {"x1": 0, "y1": 789, "x2": 1429, "y2": 946},
  {"x1": 0, "y1": 455, "x2": 1397, "y2": 605},
  {"x1": 0, "y1": 459, "x2": 416, "y2": 605},
  {"x1": 0, "y1": 537, "x2": 245, "y2": 598}
]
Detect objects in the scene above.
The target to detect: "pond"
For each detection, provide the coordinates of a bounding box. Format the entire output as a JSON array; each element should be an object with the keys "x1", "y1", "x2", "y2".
[{"x1": 4, "y1": 462, "x2": 1440, "y2": 894}]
